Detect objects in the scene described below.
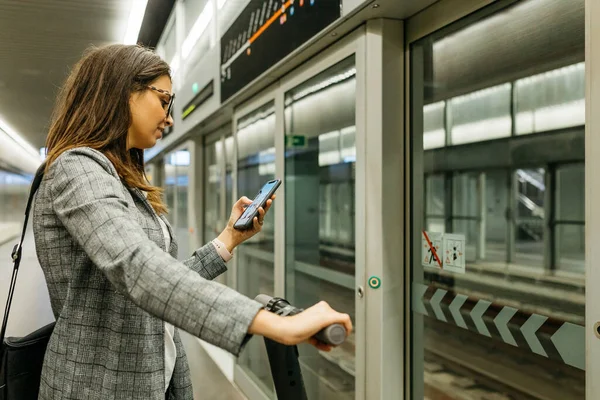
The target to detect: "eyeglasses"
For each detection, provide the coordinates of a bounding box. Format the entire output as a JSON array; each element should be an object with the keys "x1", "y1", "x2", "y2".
[{"x1": 148, "y1": 85, "x2": 175, "y2": 118}]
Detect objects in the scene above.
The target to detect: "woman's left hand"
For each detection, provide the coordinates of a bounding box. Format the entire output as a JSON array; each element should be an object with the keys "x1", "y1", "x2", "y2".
[{"x1": 216, "y1": 195, "x2": 275, "y2": 252}]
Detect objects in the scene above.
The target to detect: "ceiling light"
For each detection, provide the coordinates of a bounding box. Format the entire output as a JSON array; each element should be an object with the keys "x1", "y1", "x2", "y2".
[
  {"x1": 0, "y1": 118, "x2": 41, "y2": 159},
  {"x1": 290, "y1": 68, "x2": 357, "y2": 102},
  {"x1": 182, "y1": 4, "x2": 213, "y2": 59},
  {"x1": 123, "y1": 0, "x2": 149, "y2": 45}
]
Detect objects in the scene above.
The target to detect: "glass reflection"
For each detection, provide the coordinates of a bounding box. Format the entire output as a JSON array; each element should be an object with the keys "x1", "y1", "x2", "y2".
[
  {"x1": 515, "y1": 168, "x2": 545, "y2": 268},
  {"x1": 411, "y1": 0, "x2": 585, "y2": 398},
  {"x1": 163, "y1": 157, "x2": 176, "y2": 226},
  {"x1": 225, "y1": 135, "x2": 234, "y2": 226},
  {"x1": 0, "y1": 171, "x2": 31, "y2": 224},
  {"x1": 285, "y1": 56, "x2": 356, "y2": 399},
  {"x1": 175, "y1": 150, "x2": 190, "y2": 259},
  {"x1": 204, "y1": 139, "x2": 222, "y2": 243},
  {"x1": 235, "y1": 102, "x2": 276, "y2": 397},
  {"x1": 555, "y1": 164, "x2": 585, "y2": 273}
]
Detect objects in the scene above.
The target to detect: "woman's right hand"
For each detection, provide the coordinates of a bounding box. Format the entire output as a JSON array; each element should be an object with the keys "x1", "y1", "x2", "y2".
[
  {"x1": 249, "y1": 301, "x2": 353, "y2": 352},
  {"x1": 216, "y1": 196, "x2": 275, "y2": 252}
]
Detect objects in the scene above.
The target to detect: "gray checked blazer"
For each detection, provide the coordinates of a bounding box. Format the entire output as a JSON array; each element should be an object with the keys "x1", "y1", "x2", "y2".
[{"x1": 32, "y1": 147, "x2": 263, "y2": 400}]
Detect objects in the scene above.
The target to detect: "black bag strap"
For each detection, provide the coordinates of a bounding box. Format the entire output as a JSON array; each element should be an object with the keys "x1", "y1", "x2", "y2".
[{"x1": 1, "y1": 164, "x2": 45, "y2": 346}]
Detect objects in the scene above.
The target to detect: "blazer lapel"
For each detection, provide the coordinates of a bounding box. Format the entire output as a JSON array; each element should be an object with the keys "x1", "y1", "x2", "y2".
[
  {"x1": 158, "y1": 213, "x2": 176, "y2": 254},
  {"x1": 130, "y1": 188, "x2": 174, "y2": 253}
]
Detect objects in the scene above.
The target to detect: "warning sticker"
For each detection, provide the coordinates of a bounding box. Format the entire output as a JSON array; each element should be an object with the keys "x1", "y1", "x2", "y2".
[
  {"x1": 422, "y1": 231, "x2": 443, "y2": 269},
  {"x1": 443, "y1": 233, "x2": 466, "y2": 274}
]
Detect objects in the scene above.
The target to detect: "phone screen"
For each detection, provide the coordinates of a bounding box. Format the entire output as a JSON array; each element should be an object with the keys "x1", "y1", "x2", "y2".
[{"x1": 236, "y1": 180, "x2": 279, "y2": 225}]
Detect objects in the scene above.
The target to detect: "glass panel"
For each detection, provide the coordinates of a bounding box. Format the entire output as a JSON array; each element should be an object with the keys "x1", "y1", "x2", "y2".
[
  {"x1": 204, "y1": 139, "x2": 222, "y2": 243},
  {"x1": 0, "y1": 171, "x2": 30, "y2": 224},
  {"x1": 163, "y1": 156, "x2": 177, "y2": 225},
  {"x1": 174, "y1": 150, "x2": 190, "y2": 259},
  {"x1": 426, "y1": 218, "x2": 445, "y2": 234},
  {"x1": 425, "y1": 175, "x2": 445, "y2": 216},
  {"x1": 452, "y1": 173, "x2": 478, "y2": 217},
  {"x1": 424, "y1": 102, "x2": 446, "y2": 150},
  {"x1": 285, "y1": 56, "x2": 356, "y2": 399},
  {"x1": 556, "y1": 164, "x2": 584, "y2": 222},
  {"x1": 410, "y1": 0, "x2": 585, "y2": 399},
  {"x1": 144, "y1": 164, "x2": 156, "y2": 185},
  {"x1": 451, "y1": 219, "x2": 478, "y2": 264},
  {"x1": 235, "y1": 102, "x2": 276, "y2": 397},
  {"x1": 516, "y1": 63, "x2": 585, "y2": 135},
  {"x1": 449, "y1": 84, "x2": 512, "y2": 145},
  {"x1": 451, "y1": 173, "x2": 480, "y2": 263},
  {"x1": 515, "y1": 168, "x2": 545, "y2": 268},
  {"x1": 225, "y1": 134, "x2": 234, "y2": 221},
  {"x1": 483, "y1": 171, "x2": 509, "y2": 263},
  {"x1": 426, "y1": 172, "x2": 510, "y2": 265},
  {"x1": 556, "y1": 224, "x2": 584, "y2": 273},
  {"x1": 554, "y1": 164, "x2": 584, "y2": 273}
]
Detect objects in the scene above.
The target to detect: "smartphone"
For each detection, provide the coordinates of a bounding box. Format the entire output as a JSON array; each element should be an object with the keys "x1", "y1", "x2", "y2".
[{"x1": 233, "y1": 179, "x2": 282, "y2": 230}]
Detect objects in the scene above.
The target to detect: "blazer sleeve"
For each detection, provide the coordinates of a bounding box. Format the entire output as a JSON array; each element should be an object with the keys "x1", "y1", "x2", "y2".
[
  {"x1": 48, "y1": 150, "x2": 263, "y2": 356},
  {"x1": 181, "y1": 243, "x2": 227, "y2": 281}
]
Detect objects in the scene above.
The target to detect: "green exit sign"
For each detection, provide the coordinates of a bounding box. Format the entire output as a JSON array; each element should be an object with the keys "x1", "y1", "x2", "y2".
[{"x1": 286, "y1": 135, "x2": 307, "y2": 148}]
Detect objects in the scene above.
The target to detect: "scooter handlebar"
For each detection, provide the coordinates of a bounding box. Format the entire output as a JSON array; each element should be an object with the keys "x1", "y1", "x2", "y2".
[{"x1": 255, "y1": 294, "x2": 347, "y2": 346}]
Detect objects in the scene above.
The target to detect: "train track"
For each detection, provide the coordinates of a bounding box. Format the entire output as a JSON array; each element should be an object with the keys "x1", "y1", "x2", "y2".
[
  {"x1": 425, "y1": 347, "x2": 537, "y2": 400},
  {"x1": 423, "y1": 319, "x2": 584, "y2": 400},
  {"x1": 304, "y1": 318, "x2": 583, "y2": 400}
]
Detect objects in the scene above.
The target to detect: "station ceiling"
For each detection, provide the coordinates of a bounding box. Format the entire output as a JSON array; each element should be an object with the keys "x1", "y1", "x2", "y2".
[{"x1": 0, "y1": 0, "x2": 173, "y2": 151}]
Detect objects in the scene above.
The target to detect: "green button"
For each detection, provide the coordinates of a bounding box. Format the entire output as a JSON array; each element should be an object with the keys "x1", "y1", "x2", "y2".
[{"x1": 368, "y1": 276, "x2": 381, "y2": 289}]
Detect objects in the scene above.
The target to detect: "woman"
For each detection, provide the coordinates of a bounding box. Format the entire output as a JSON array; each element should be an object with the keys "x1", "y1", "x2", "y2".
[{"x1": 32, "y1": 44, "x2": 352, "y2": 400}]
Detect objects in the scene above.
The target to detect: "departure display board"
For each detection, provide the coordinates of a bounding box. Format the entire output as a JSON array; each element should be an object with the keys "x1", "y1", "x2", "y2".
[{"x1": 220, "y1": 0, "x2": 341, "y2": 102}]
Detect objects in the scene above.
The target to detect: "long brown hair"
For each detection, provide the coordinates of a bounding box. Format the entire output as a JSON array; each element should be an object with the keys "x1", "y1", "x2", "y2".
[{"x1": 45, "y1": 44, "x2": 168, "y2": 215}]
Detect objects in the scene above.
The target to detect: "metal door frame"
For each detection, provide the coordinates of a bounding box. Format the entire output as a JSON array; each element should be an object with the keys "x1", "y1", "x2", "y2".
[
  {"x1": 277, "y1": 26, "x2": 367, "y2": 400},
  {"x1": 585, "y1": 0, "x2": 600, "y2": 396},
  {"x1": 276, "y1": 19, "x2": 407, "y2": 400},
  {"x1": 228, "y1": 18, "x2": 408, "y2": 399},
  {"x1": 229, "y1": 25, "x2": 374, "y2": 399}
]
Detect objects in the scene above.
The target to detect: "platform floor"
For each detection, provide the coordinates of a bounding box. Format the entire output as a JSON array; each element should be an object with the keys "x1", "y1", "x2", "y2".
[
  {"x1": 0, "y1": 224, "x2": 246, "y2": 400},
  {"x1": 0, "y1": 221, "x2": 20, "y2": 246}
]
